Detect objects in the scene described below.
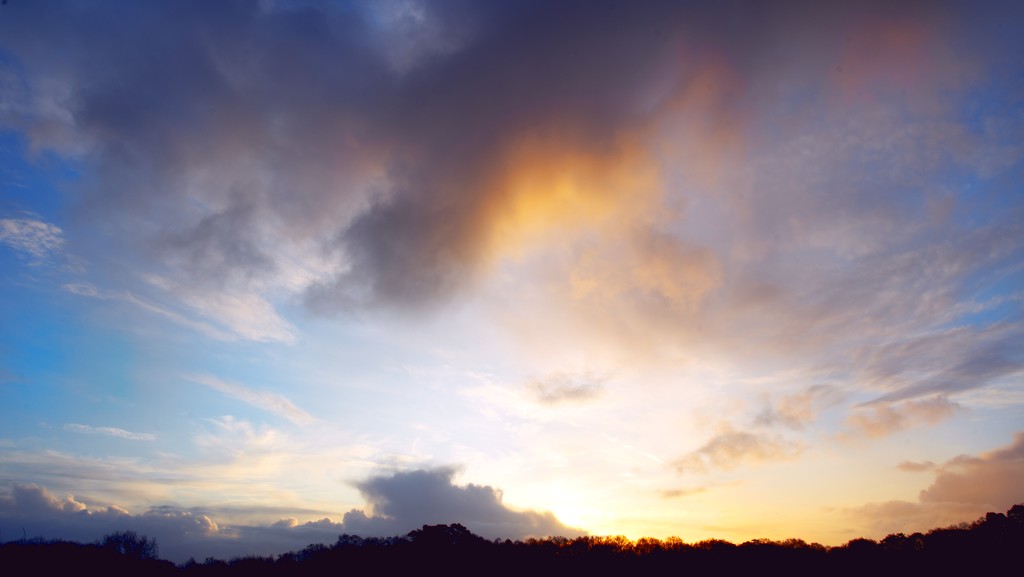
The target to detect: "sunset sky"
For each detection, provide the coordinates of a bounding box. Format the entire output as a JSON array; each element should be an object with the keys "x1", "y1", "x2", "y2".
[{"x1": 1, "y1": 0, "x2": 1022, "y2": 563}]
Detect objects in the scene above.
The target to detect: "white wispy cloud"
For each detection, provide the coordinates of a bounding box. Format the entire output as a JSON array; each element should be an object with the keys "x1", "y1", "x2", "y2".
[
  {"x1": 0, "y1": 217, "x2": 63, "y2": 260},
  {"x1": 63, "y1": 423, "x2": 156, "y2": 441},
  {"x1": 142, "y1": 274, "x2": 297, "y2": 344},
  {"x1": 188, "y1": 374, "x2": 315, "y2": 425},
  {"x1": 62, "y1": 282, "x2": 236, "y2": 341}
]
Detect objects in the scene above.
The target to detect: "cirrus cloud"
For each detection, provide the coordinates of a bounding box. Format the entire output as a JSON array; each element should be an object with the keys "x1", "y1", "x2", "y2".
[{"x1": 63, "y1": 424, "x2": 155, "y2": 442}]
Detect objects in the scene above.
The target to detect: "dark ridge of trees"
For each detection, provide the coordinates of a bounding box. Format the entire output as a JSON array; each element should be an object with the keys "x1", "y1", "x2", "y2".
[
  {"x1": 1, "y1": 504, "x2": 1022, "y2": 576},
  {"x1": 0, "y1": 537, "x2": 176, "y2": 577}
]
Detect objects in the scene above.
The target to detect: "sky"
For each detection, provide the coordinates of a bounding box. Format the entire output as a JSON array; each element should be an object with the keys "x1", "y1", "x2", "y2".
[{"x1": 0, "y1": 0, "x2": 1022, "y2": 563}]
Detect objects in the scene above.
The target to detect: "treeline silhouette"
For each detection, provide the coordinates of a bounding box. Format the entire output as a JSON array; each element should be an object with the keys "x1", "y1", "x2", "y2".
[{"x1": 2, "y1": 504, "x2": 1021, "y2": 576}]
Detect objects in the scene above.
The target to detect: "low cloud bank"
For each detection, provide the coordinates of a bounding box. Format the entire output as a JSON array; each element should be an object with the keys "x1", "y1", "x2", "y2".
[
  {"x1": 849, "y1": 432, "x2": 1024, "y2": 536},
  {"x1": 0, "y1": 468, "x2": 578, "y2": 563}
]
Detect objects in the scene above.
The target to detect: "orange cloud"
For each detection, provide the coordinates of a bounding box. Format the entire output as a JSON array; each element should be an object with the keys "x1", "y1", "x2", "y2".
[{"x1": 484, "y1": 129, "x2": 661, "y2": 260}]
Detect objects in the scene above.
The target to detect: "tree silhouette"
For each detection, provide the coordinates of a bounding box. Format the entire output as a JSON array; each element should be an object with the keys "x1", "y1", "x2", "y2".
[{"x1": 100, "y1": 530, "x2": 160, "y2": 560}]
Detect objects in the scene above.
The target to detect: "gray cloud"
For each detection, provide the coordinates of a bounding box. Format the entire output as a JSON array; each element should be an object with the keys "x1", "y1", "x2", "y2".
[
  {"x1": 0, "y1": 483, "x2": 217, "y2": 560},
  {"x1": 858, "y1": 320, "x2": 1024, "y2": 405},
  {"x1": 342, "y1": 467, "x2": 580, "y2": 540},
  {"x1": 0, "y1": 467, "x2": 579, "y2": 563},
  {"x1": 158, "y1": 200, "x2": 277, "y2": 287},
  {"x1": 5, "y1": 0, "x2": 1011, "y2": 318},
  {"x1": 0, "y1": 0, "x2": 1020, "y2": 425},
  {"x1": 0, "y1": 482, "x2": 300, "y2": 563}
]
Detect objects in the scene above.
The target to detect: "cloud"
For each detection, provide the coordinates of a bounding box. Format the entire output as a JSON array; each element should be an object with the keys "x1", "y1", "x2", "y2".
[
  {"x1": 896, "y1": 460, "x2": 936, "y2": 473},
  {"x1": 0, "y1": 217, "x2": 63, "y2": 261},
  {"x1": 672, "y1": 430, "x2": 800, "y2": 475},
  {"x1": 755, "y1": 385, "x2": 841, "y2": 430},
  {"x1": 121, "y1": 290, "x2": 240, "y2": 342},
  {"x1": 2, "y1": 0, "x2": 1000, "y2": 318},
  {"x1": 157, "y1": 201, "x2": 278, "y2": 288},
  {"x1": 0, "y1": 1, "x2": 1019, "y2": 394},
  {"x1": 845, "y1": 396, "x2": 960, "y2": 438},
  {"x1": 847, "y1": 499, "x2": 989, "y2": 538},
  {"x1": 563, "y1": 229, "x2": 723, "y2": 335},
  {"x1": 187, "y1": 375, "x2": 315, "y2": 425},
  {"x1": 527, "y1": 372, "x2": 605, "y2": 405},
  {"x1": 63, "y1": 424, "x2": 155, "y2": 442},
  {"x1": 659, "y1": 487, "x2": 708, "y2": 499},
  {"x1": 919, "y1": 431, "x2": 1024, "y2": 506},
  {"x1": 0, "y1": 4, "x2": 1022, "y2": 552},
  {"x1": 848, "y1": 432, "x2": 1024, "y2": 537},
  {"x1": 858, "y1": 322, "x2": 1024, "y2": 405},
  {"x1": 341, "y1": 467, "x2": 581, "y2": 540},
  {"x1": 0, "y1": 468, "x2": 579, "y2": 563},
  {"x1": 0, "y1": 483, "x2": 229, "y2": 562},
  {"x1": 141, "y1": 275, "x2": 297, "y2": 344},
  {"x1": 63, "y1": 282, "x2": 247, "y2": 342},
  {"x1": 0, "y1": 483, "x2": 93, "y2": 517}
]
